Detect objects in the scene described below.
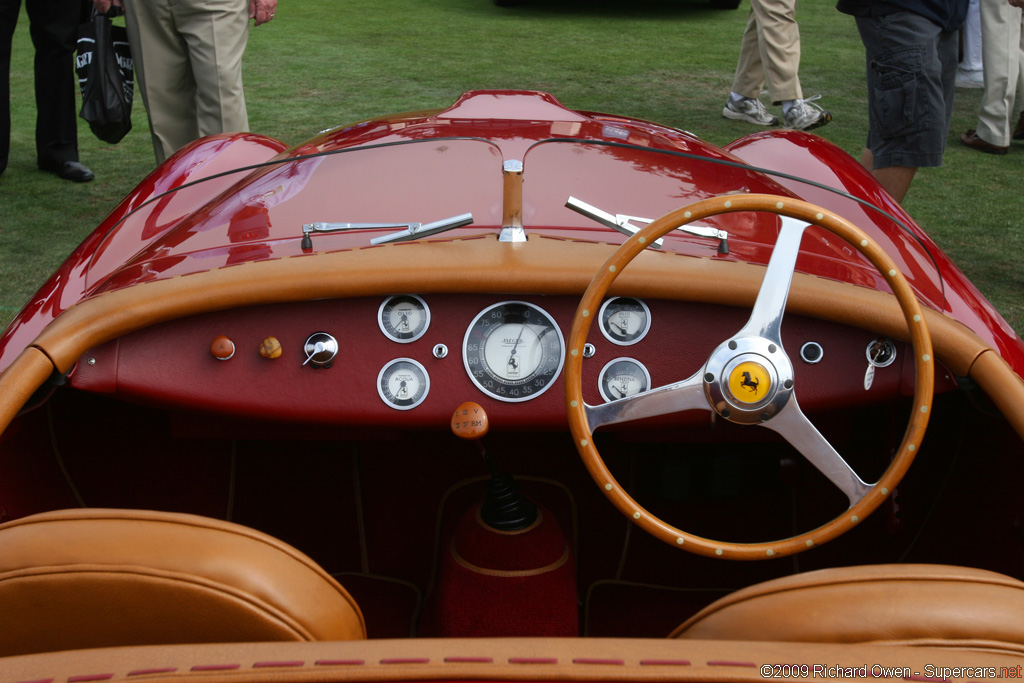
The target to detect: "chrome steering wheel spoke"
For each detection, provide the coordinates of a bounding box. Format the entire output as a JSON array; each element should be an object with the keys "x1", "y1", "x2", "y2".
[
  {"x1": 585, "y1": 371, "x2": 708, "y2": 432},
  {"x1": 763, "y1": 397, "x2": 872, "y2": 507},
  {"x1": 735, "y1": 216, "x2": 809, "y2": 345}
]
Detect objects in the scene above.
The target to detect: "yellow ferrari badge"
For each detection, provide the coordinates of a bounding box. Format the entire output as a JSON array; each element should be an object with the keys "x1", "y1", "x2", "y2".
[{"x1": 728, "y1": 361, "x2": 770, "y2": 403}]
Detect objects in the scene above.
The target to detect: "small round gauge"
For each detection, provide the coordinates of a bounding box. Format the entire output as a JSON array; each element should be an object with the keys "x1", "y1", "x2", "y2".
[
  {"x1": 463, "y1": 301, "x2": 565, "y2": 403},
  {"x1": 599, "y1": 358, "x2": 652, "y2": 402},
  {"x1": 599, "y1": 297, "x2": 651, "y2": 345},
  {"x1": 379, "y1": 295, "x2": 430, "y2": 343},
  {"x1": 377, "y1": 358, "x2": 430, "y2": 410}
]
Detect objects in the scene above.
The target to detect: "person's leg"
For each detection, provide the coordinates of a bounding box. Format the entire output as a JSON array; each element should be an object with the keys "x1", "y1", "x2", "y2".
[
  {"x1": 863, "y1": 147, "x2": 917, "y2": 203},
  {"x1": 730, "y1": 7, "x2": 766, "y2": 99},
  {"x1": 177, "y1": 0, "x2": 249, "y2": 139},
  {"x1": 856, "y1": 12, "x2": 947, "y2": 201},
  {"x1": 25, "y1": 0, "x2": 81, "y2": 171},
  {"x1": 0, "y1": 0, "x2": 20, "y2": 175},
  {"x1": 1015, "y1": 14, "x2": 1024, "y2": 135},
  {"x1": 123, "y1": 0, "x2": 198, "y2": 163},
  {"x1": 724, "y1": 6, "x2": 779, "y2": 125},
  {"x1": 749, "y1": 0, "x2": 802, "y2": 104},
  {"x1": 975, "y1": 0, "x2": 1022, "y2": 146},
  {"x1": 957, "y1": 0, "x2": 984, "y2": 84}
]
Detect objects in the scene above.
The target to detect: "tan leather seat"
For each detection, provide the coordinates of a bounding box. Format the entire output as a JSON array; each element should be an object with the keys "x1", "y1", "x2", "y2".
[
  {"x1": 671, "y1": 564, "x2": 1024, "y2": 652},
  {"x1": 0, "y1": 509, "x2": 366, "y2": 657}
]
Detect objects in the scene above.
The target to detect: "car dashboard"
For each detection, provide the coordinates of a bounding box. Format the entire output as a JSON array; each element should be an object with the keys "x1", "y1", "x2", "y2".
[{"x1": 69, "y1": 291, "x2": 946, "y2": 432}]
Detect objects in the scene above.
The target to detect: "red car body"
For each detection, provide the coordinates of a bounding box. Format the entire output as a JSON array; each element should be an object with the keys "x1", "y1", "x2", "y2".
[{"x1": 1, "y1": 91, "x2": 1022, "y2": 680}]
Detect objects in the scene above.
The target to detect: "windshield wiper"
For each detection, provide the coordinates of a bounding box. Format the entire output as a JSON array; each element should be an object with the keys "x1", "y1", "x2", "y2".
[
  {"x1": 301, "y1": 213, "x2": 474, "y2": 249},
  {"x1": 566, "y1": 196, "x2": 729, "y2": 254}
]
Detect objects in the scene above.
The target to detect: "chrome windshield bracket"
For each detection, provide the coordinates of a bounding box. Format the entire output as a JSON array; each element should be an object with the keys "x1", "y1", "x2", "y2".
[{"x1": 499, "y1": 160, "x2": 527, "y2": 243}]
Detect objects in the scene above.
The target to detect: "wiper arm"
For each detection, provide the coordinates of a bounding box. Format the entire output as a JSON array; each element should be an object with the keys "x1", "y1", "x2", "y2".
[
  {"x1": 566, "y1": 196, "x2": 729, "y2": 254},
  {"x1": 300, "y1": 213, "x2": 474, "y2": 249},
  {"x1": 566, "y1": 197, "x2": 664, "y2": 248}
]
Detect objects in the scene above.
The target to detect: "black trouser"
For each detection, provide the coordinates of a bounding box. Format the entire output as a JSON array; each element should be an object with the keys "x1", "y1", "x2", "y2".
[{"x1": 0, "y1": 0, "x2": 88, "y2": 173}]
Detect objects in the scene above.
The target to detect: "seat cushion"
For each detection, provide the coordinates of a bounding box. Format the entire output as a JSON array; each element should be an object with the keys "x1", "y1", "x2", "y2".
[
  {"x1": 671, "y1": 564, "x2": 1024, "y2": 651},
  {"x1": 0, "y1": 509, "x2": 365, "y2": 657}
]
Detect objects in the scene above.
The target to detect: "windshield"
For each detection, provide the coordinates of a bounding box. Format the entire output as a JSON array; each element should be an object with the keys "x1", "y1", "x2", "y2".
[
  {"x1": 86, "y1": 137, "x2": 945, "y2": 310},
  {"x1": 522, "y1": 139, "x2": 945, "y2": 309}
]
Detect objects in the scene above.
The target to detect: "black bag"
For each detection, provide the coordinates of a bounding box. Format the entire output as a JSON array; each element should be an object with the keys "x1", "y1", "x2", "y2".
[{"x1": 76, "y1": 10, "x2": 134, "y2": 144}]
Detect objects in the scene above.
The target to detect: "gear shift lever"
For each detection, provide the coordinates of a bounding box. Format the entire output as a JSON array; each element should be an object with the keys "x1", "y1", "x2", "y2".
[{"x1": 451, "y1": 402, "x2": 537, "y2": 531}]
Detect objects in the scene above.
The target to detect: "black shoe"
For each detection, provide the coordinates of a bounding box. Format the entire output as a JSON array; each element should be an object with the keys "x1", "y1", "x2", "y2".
[{"x1": 53, "y1": 160, "x2": 95, "y2": 182}]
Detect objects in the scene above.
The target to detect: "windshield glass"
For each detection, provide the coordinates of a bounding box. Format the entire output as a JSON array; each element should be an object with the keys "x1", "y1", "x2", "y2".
[
  {"x1": 89, "y1": 137, "x2": 945, "y2": 310},
  {"x1": 522, "y1": 139, "x2": 945, "y2": 309}
]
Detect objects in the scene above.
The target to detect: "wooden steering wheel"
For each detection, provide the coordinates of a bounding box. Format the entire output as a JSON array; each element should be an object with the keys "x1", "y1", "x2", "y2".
[{"x1": 564, "y1": 195, "x2": 934, "y2": 560}]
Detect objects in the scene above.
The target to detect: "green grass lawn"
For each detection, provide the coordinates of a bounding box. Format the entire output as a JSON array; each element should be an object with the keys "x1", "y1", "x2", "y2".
[{"x1": 2, "y1": 0, "x2": 1022, "y2": 334}]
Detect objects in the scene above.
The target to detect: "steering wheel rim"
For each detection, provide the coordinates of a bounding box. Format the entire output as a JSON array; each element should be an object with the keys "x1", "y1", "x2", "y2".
[{"x1": 565, "y1": 194, "x2": 934, "y2": 560}]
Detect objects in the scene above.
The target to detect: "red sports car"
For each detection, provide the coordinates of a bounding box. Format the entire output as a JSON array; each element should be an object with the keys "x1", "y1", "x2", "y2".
[{"x1": 1, "y1": 90, "x2": 1021, "y2": 681}]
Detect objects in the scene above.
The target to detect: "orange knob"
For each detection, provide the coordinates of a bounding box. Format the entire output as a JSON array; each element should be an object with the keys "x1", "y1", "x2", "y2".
[
  {"x1": 210, "y1": 335, "x2": 235, "y2": 360},
  {"x1": 451, "y1": 401, "x2": 489, "y2": 440}
]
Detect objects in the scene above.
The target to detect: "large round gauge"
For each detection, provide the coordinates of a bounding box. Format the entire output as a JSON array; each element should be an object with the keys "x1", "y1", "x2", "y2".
[
  {"x1": 463, "y1": 301, "x2": 565, "y2": 403},
  {"x1": 599, "y1": 358, "x2": 651, "y2": 402},
  {"x1": 377, "y1": 358, "x2": 430, "y2": 410},
  {"x1": 599, "y1": 297, "x2": 651, "y2": 345},
  {"x1": 379, "y1": 295, "x2": 430, "y2": 343}
]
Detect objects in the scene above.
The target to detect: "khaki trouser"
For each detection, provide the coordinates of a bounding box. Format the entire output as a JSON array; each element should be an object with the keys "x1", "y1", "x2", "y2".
[
  {"x1": 975, "y1": 0, "x2": 1024, "y2": 147},
  {"x1": 731, "y1": 0, "x2": 803, "y2": 104},
  {"x1": 123, "y1": 0, "x2": 249, "y2": 163}
]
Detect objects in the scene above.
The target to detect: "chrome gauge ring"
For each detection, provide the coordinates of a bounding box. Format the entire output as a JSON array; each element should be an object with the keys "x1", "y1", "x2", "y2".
[
  {"x1": 377, "y1": 358, "x2": 430, "y2": 410},
  {"x1": 379, "y1": 294, "x2": 430, "y2": 343},
  {"x1": 463, "y1": 301, "x2": 565, "y2": 403}
]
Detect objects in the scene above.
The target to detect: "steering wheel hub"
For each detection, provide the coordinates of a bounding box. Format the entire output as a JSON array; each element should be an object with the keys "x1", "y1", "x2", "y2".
[{"x1": 704, "y1": 336, "x2": 793, "y2": 424}]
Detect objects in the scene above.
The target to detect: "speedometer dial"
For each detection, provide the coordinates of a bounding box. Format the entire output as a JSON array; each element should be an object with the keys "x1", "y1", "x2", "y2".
[{"x1": 463, "y1": 301, "x2": 565, "y2": 403}]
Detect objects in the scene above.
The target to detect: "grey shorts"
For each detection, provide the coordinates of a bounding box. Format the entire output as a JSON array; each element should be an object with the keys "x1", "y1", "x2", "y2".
[{"x1": 855, "y1": 11, "x2": 959, "y2": 169}]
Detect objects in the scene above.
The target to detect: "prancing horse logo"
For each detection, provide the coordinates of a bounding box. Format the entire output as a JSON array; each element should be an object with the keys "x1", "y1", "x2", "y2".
[{"x1": 740, "y1": 371, "x2": 760, "y2": 394}]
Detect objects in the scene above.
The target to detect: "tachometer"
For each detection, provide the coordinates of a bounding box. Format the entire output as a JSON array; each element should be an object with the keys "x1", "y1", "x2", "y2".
[{"x1": 463, "y1": 301, "x2": 565, "y2": 403}]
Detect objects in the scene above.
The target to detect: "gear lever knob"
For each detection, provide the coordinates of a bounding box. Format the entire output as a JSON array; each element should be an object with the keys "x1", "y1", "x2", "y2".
[{"x1": 451, "y1": 401, "x2": 489, "y2": 440}]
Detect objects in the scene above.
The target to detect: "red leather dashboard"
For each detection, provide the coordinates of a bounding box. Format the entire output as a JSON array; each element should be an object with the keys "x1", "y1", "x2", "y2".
[{"x1": 69, "y1": 294, "x2": 954, "y2": 430}]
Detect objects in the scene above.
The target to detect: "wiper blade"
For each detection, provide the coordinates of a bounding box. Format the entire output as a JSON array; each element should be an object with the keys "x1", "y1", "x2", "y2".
[
  {"x1": 300, "y1": 213, "x2": 474, "y2": 249},
  {"x1": 370, "y1": 213, "x2": 475, "y2": 245},
  {"x1": 565, "y1": 197, "x2": 663, "y2": 248},
  {"x1": 566, "y1": 196, "x2": 729, "y2": 254}
]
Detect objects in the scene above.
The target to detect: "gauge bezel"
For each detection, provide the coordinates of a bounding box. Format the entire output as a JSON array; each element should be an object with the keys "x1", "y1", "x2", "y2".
[
  {"x1": 377, "y1": 358, "x2": 430, "y2": 410},
  {"x1": 598, "y1": 357, "x2": 652, "y2": 403},
  {"x1": 462, "y1": 300, "x2": 565, "y2": 403},
  {"x1": 378, "y1": 294, "x2": 430, "y2": 343},
  {"x1": 598, "y1": 297, "x2": 652, "y2": 346}
]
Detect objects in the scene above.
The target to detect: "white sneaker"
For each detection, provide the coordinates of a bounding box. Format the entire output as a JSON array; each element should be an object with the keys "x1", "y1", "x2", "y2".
[
  {"x1": 783, "y1": 96, "x2": 831, "y2": 131},
  {"x1": 955, "y1": 68, "x2": 983, "y2": 89},
  {"x1": 722, "y1": 97, "x2": 779, "y2": 126}
]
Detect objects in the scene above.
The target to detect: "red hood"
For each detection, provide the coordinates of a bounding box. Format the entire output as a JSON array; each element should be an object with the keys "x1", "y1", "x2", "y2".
[{"x1": 2, "y1": 90, "x2": 1021, "y2": 372}]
